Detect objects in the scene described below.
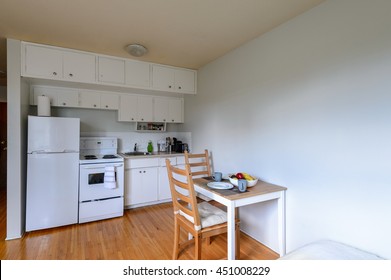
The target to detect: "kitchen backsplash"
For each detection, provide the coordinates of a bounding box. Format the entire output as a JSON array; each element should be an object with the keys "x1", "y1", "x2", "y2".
[{"x1": 80, "y1": 131, "x2": 192, "y2": 153}]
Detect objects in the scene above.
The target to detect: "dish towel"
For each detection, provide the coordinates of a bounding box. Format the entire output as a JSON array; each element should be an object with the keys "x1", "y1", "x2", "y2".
[{"x1": 104, "y1": 166, "x2": 117, "y2": 189}]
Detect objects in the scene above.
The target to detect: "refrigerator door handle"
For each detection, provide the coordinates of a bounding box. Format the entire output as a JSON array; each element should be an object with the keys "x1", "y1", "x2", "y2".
[{"x1": 31, "y1": 150, "x2": 47, "y2": 154}]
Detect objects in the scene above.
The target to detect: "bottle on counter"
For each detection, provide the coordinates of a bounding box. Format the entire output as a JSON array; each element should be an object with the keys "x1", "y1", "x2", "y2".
[{"x1": 147, "y1": 140, "x2": 153, "y2": 153}]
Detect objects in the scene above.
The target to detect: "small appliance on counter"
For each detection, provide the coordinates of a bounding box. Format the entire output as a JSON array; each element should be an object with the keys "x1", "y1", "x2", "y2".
[{"x1": 172, "y1": 138, "x2": 189, "y2": 153}]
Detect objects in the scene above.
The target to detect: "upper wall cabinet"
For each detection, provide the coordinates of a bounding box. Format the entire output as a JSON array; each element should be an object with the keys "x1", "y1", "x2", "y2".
[
  {"x1": 125, "y1": 60, "x2": 150, "y2": 88},
  {"x1": 151, "y1": 65, "x2": 196, "y2": 94},
  {"x1": 22, "y1": 43, "x2": 96, "y2": 84},
  {"x1": 21, "y1": 41, "x2": 197, "y2": 94},
  {"x1": 97, "y1": 56, "x2": 125, "y2": 85}
]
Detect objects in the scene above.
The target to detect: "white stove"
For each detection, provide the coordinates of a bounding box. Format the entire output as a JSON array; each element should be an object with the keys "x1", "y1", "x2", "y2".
[{"x1": 78, "y1": 137, "x2": 124, "y2": 223}]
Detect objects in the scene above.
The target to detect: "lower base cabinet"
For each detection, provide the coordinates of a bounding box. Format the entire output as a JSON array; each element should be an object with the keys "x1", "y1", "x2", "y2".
[{"x1": 124, "y1": 156, "x2": 184, "y2": 208}]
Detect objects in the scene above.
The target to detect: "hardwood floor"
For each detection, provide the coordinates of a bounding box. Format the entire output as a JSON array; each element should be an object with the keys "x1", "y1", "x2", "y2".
[{"x1": 0, "y1": 190, "x2": 278, "y2": 260}]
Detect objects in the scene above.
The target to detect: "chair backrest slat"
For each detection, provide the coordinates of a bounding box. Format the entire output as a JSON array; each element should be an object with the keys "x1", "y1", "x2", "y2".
[
  {"x1": 166, "y1": 158, "x2": 201, "y2": 228},
  {"x1": 184, "y1": 149, "x2": 212, "y2": 178}
]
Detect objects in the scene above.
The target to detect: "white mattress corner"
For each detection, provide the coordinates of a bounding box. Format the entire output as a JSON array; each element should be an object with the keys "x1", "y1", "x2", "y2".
[{"x1": 279, "y1": 240, "x2": 384, "y2": 260}]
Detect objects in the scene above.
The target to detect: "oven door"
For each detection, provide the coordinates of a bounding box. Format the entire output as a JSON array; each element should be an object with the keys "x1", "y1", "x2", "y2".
[{"x1": 79, "y1": 162, "x2": 124, "y2": 201}]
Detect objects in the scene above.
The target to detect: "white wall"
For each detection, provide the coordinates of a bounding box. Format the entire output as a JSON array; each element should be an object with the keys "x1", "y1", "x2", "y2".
[
  {"x1": 184, "y1": 0, "x2": 391, "y2": 259},
  {"x1": 6, "y1": 39, "x2": 30, "y2": 239}
]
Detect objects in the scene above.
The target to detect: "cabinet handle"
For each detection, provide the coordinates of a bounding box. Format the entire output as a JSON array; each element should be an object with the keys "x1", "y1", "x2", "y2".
[
  {"x1": 178, "y1": 86, "x2": 182, "y2": 89},
  {"x1": 143, "y1": 171, "x2": 146, "y2": 173},
  {"x1": 62, "y1": 102, "x2": 66, "y2": 106},
  {"x1": 69, "y1": 73, "x2": 73, "y2": 77},
  {"x1": 141, "y1": 118, "x2": 144, "y2": 121},
  {"x1": 131, "y1": 118, "x2": 134, "y2": 120},
  {"x1": 163, "y1": 119, "x2": 166, "y2": 122},
  {"x1": 105, "y1": 105, "x2": 108, "y2": 108},
  {"x1": 93, "y1": 104, "x2": 97, "y2": 107},
  {"x1": 139, "y1": 171, "x2": 142, "y2": 173},
  {"x1": 172, "y1": 119, "x2": 174, "y2": 122},
  {"x1": 168, "y1": 85, "x2": 172, "y2": 89},
  {"x1": 52, "y1": 72, "x2": 57, "y2": 76}
]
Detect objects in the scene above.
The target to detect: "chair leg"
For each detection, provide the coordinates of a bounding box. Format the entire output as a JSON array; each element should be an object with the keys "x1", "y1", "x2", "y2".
[
  {"x1": 173, "y1": 219, "x2": 180, "y2": 260},
  {"x1": 195, "y1": 233, "x2": 202, "y2": 260}
]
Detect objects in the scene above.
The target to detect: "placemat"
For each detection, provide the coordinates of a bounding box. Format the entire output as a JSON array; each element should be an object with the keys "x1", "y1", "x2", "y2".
[{"x1": 199, "y1": 177, "x2": 248, "y2": 196}]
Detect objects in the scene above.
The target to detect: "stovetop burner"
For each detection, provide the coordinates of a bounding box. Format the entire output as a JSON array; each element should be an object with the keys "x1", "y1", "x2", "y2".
[
  {"x1": 84, "y1": 155, "x2": 98, "y2": 160},
  {"x1": 103, "y1": 154, "x2": 118, "y2": 159}
]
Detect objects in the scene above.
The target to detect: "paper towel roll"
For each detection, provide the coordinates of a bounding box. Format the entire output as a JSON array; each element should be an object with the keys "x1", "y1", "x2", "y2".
[{"x1": 37, "y1": 95, "x2": 51, "y2": 117}]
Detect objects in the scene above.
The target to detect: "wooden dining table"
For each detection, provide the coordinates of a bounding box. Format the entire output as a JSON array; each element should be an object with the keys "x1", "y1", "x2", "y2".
[{"x1": 193, "y1": 177, "x2": 287, "y2": 260}]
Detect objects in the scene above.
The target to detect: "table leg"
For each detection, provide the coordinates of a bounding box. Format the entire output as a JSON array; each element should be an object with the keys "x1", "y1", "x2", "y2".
[
  {"x1": 277, "y1": 190, "x2": 286, "y2": 257},
  {"x1": 227, "y1": 202, "x2": 236, "y2": 260}
]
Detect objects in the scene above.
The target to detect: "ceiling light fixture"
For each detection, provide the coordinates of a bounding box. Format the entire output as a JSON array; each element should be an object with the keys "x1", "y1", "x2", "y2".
[{"x1": 126, "y1": 44, "x2": 148, "y2": 57}]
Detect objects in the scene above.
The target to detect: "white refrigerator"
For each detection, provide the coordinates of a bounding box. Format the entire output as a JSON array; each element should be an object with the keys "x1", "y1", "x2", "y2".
[{"x1": 26, "y1": 115, "x2": 80, "y2": 231}]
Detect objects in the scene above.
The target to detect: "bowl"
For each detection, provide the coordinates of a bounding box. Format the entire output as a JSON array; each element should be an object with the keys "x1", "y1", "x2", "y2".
[{"x1": 228, "y1": 175, "x2": 258, "y2": 187}]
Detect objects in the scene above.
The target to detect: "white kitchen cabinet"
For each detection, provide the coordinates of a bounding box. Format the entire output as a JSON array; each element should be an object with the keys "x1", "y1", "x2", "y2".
[
  {"x1": 124, "y1": 156, "x2": 184, "y2": 207},
  {"x1": 127, "y1": 167, "x2": 158, "y2": 205},
  {"x1": 63, "y1": 51, "x2": 96, "y2": 83},
  {"x1": 23, "y1": 43, "x2": 96, "y2": 83},
  {"x1": 138, "y1": 96, "x2": 153, "y2": 122},
  {"x1": 24, "y1": 44, "x2": 63, "y2": 79},
  {"x1": 100, "y1": 93, "x2": 119, "y2": 110},
  {"x1": 22, "y1": 41, "x2": 196, "y2": 94},
  {"x1": 57, "y1": 90, "x2": 79, "y2": 107},
  {"x1": 151, "y1": 65, "x2": 196, "y2": 94},
  {"x1": 79, "y1": 90, "x2": 118, "y2": 110},
  {"x1": 118, "y1": 94, "x2": 153, "y2": 122},
  {"x1": 118, "y1": 95, "x2": 138, "y2": 121},
  {"x1": 79, "y1": 90, "x2": 101, "y2": 109},
  {"x1": 124, "y1": 158, "x2": 159, "y2": 207},
  {"x1": 98, "y1": 56, "x2": 125, "y2": 84},
  {"x1": 153, "y1": 97, "x2": 183, "y2": 123},
  {"x1": 31, "y1": 86, "x2": 79, "y2": 108},
  {"x1": 125, "y1": 60, "x2": 150, "y2": 88}
]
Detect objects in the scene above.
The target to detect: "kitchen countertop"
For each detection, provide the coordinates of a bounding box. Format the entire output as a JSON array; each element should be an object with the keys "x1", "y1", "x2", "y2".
[{"x1": 119, "y1": 152, "x2": 185, "y2": 159}]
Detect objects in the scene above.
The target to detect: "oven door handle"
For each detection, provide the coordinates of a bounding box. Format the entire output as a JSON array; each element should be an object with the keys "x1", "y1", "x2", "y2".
[{"x1": 81, "y1": 164, "x2": 124, "y2": 169}]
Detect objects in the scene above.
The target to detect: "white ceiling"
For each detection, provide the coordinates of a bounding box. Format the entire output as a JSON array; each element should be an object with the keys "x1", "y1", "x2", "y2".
[{"x1": 0, "y1": 0, "x2": 325, "y2": 84}]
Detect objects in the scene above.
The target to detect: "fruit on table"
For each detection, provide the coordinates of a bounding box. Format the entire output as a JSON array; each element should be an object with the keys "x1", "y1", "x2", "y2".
[
  {"x1": 230, "y1": 172, "x2": 255, "y2": 180},
  {"x1": 243, "y1": 172, "x2": 255, "y2": 180}
]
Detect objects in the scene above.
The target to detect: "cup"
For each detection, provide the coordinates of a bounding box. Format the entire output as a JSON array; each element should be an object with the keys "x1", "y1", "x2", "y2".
[
  {"x1": 212, "y1": 172, "x2": 222, "y2": 182},
  {"x1": 238, "y1": 179, "x2": 247, "y2": 192}
]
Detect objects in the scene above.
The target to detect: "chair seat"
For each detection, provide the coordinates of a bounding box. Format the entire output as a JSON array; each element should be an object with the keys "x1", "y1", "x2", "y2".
[
  {"x1": 198, "y1": 202, "x2": 227, "y2": 228},
  {"x1": 179, "y1": 201, "x2": 227, "y2": 230}
]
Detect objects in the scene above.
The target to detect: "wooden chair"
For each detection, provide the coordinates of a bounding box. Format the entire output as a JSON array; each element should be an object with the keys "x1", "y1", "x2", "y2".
[
  {"x1": 166, "y1": 158, "x2": 240, "y2": 260},
  {"x1": 184, "y1": 149, "x2": 212, "y2": 178}
]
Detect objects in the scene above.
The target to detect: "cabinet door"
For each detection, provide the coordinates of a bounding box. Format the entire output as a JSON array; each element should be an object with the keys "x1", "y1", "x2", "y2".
[
  {"x1": 175, "y1": 69, "x2": 196, "y2": 93},
  {"x1": 158, "y1": 157, "x2": 176, "y2": 201},
  {"x1": 98, "y1": 56, "x2": 125, "y2": 84},
  {"x1": 128, "y1": 168, "x2": 158, "y2": 205},
  {"x1": 151, "y1": 65, "x2": 175, "y2": 91},
  {"x1": 125, "y1": 60, "x2": 150, "y2": 88},
  {"x1": 118, "y1": 95, "x2": 138, "y2": 121},
  {"x1": 100, "y1": 93, "x2": 119, "y2": 110},
  {"x1": 168, "y1": 98, "x2": 183, "y2": 123},
  {"x1": 79, "y1": 90, "x2": 100, "y2": 108},
  {"x1": 63, "y1": 51, "x2": 96, "y2": 83},
  {"x1": 24, "y1": 44, "x2": 63, "y2": 79},
  {"x1": 56, "y1": 89, "x2": 79, "y2": 107},
  {"x1": 153, "y1": 97, "x2": 169, "y2": 122},
  {"x1": 137, "y1": 96, "x2": 153, "y2": 122}
]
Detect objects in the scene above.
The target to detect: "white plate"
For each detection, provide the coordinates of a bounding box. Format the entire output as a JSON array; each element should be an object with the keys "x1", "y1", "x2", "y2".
[{"x1": 207, "y1": 182, "x2": 234, "y2": 190}]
